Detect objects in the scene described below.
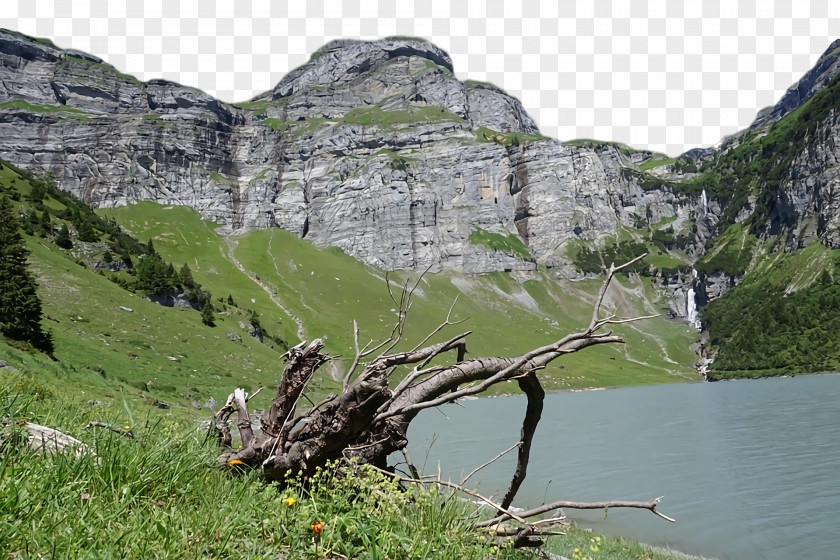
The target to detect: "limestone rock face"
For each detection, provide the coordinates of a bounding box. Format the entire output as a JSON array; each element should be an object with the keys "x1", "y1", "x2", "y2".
[
  {"x1": 773, "y1": 112, "x2": 840, "y2": 250},
  {"x1": 0, "y1": 30, "x2": 699, "y2": 276},
  {"x1": 1, "y1": 28, "x2": 840, "y2": 295}
]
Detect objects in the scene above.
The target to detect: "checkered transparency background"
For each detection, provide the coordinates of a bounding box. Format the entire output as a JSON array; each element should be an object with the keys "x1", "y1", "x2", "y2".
[{"x1": 3, "y1": 0, "x2": 840, "y2": 156}]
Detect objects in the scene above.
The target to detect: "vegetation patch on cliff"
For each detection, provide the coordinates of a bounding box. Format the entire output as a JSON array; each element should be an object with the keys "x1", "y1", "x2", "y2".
[
  {"x1": 694, "y1": 223, "x2": 758, "y2": 277},
  {"x1": 468, "y1": 227, "x2": 531, "y2": 259},
  {"x1": 475, "y1": 126, "x2": 549, "y2": 146},
  {"x1": 0, "y1": 99, "x2": 93, "y2": 120},
  {"x1": 340, "y1": 105, "x2": 464, "y2": 127}
]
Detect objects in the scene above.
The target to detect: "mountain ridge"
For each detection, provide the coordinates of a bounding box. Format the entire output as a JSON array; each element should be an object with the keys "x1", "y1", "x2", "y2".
[
  {"x1": 4, "y1": 28, "x2": 840, "y2": 360},
  {"x1": 0, "y1": 28, "x2": 702, "y2": 277}
]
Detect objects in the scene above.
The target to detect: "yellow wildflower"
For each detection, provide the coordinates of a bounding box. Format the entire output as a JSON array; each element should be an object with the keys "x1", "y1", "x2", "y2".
[{"x1": 282, "y1": 496, "x2": 296, "y2": 507}]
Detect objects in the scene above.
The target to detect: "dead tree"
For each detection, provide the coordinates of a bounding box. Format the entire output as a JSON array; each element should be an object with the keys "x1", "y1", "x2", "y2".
[{"x1": 214, "y1": 255, "x2": 674, "y2": 542}]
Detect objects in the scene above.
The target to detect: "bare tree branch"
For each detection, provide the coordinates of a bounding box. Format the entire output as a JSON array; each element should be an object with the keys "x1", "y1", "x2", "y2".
[
  {"x1": 377, "y1": 334, "x2": 621, "y2": 422},
  {"x1": 500, "y1": 371, "x2": 544, "y2": 509},
  {"x1": 409, "y1": 294, "x2": 466, "y2": 353},
  {"x1": 214, "y1": 253, "x2": 677, "y2": 546},
  {"x1": 477, "y1": 496, "x2": 675, "y2": 527},
  {"x1": 341, "y1": 320, "x2": 361, "y2": 392},
  {"x1": 461, "y1": 442, "x2": 520, "y2": 487},
  {"x1": 367, "y1": 465, "x2": 529, "y2": 525},
  {"x1": 589, "y1": 252, "x2": 648, "y2": 331},
  {"x1": 232, "y1": 387, "x2": 253, "y2": 448}
]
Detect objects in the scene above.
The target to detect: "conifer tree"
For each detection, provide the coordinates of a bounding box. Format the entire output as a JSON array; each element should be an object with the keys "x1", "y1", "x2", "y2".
[
  {"x1": 76, "y1": 219, "x2": 98, "y2": 242},
  {"x1": 200, "y1": 302, "x2": 215, "y2": 326},
  {"x1": 39, "y1": 210, "x2": 51, "y2": 231},
  {"x1": 0, "y1": 196, "x2": 53, "y2": 354},
  {"x1": 55, "y1": 224, "x2": 73, "y2": 249},
  {"x1": 136, "y1": 252, "x2": 174, "y2": 295},
  {"x1": 179, "y1": 263, "x2": 196, "y2": 290}
]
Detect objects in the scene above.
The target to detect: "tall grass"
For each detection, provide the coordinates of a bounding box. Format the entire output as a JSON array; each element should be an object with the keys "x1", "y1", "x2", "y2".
[
  {"x1": 1, "y1": 368, "x2": 701, "y2": 559},
  {"x1": 1, "y1": 368, "x2": 527, "y2": 558}
]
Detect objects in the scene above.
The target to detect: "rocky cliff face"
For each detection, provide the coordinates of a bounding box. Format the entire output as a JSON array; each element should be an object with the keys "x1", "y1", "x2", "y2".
[
  {"x1": 749, "y1": 39, "x2": 840, "y2": 131},
  {"x1": 2, "y1": 29, "x2": 840, "y2": 324},
  {"x1": 0, "y1": 29, "x2": 708, "y2": 276}
]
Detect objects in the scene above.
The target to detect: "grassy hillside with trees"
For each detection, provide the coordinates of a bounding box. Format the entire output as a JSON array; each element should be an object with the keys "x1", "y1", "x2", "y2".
[
  {"x1": 0, "y1": 158, "x2": 703, "y2": 559},
  {"x1": 703, "y1": 243, "x2": 840, "y2": 379}
]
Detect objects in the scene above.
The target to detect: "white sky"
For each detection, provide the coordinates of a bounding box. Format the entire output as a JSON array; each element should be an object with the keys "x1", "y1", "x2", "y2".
[{"x1": 3, "y1": 0, "x2": 839, "y2": 156}]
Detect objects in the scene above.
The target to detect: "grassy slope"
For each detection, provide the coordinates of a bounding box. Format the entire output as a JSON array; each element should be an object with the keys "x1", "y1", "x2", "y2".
[
  {"x1": 702, "y1": 241, "x2": 840, "y2": 379},
  {"x1": 27, "y1": 237, "x2": 285, "y2": 403},
  {"x1": 0, "y1": 365, "x2": 706, "y2": 560},
  {"x1": 102, "y1": 202, "x2": 699, "y2": 394},
  {"x1": 0, "y1": 165, "x2": 288, "y2": 412}
]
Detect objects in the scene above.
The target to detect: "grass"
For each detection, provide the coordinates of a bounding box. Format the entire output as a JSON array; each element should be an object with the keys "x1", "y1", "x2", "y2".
[
  {"x1": 468, "y1": 227, "x2": 531, "y2": 259},
  {"x1": 1, "y1": 158, "x2": 698, "y2": 405},
  {"x1": 701, "y1": 241, "x2": 840, "y2": 378},
  {"x1": 25, "y1": 236, "x2": 286, "y2": 404},
  {"x1": 0, "y1": 164, "x2": 290, "y2": 407},
  {"x1": 563, "y1": 139, "x2": 638, "y2": 156},
  {"x1": 0, "y1": 366, "x2": 702, "y2": 560},
  {"x1": 64, "y1": 54, "x2": 142, "y2": 85},
  {"x1": 339, "y1": 106, "x2": 464, "y2": 127},
  {"x1": 694, "y1": 223, "x2": 757, "y2": 277},
  {"x1": 208, "y1": 172, "x2": 234, "y2": 184},
  {"x1": 0, "y1": 99, "x2": 93, "y2": 120},
  {"x1": 101, "y1": 202, "x2": 698, "y2": 392},
  {"x1": 232, "y1": 97, "x2": 290, "y2": 116},
  {"x1": 262, "y1": 118, "x2": 288, "y2": 132},
  {"x1": 475, "y1": 126, "x2": 549, "y2": 147},
  {"x1": 638, "y1": 156, "x2": 677, "y2": 171}
]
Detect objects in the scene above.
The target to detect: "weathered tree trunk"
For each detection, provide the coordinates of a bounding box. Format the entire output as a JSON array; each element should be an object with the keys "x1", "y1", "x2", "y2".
[{"x1": 214, "y1": 256, "x2": 674, "y2": 535}]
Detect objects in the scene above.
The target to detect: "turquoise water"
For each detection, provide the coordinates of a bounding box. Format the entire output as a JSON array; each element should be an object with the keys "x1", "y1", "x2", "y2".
[{"x1": 407, "y1": 374, "x2": 840, "y2": 559}]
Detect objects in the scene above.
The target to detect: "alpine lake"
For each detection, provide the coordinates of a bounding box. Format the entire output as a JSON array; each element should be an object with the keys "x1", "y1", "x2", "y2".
[{"x1": 408, "y1": 374, "x2": 840, "y2": 560}]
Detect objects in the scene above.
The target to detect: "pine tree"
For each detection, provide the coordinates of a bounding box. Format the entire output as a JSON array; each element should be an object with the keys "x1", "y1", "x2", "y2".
[
  {"x1": 120, "y1": 251, "x2": 133, "y2": 269},
  {"x1": 55, "y1": 224, "x2": 73, "y2": 249},
  {"x1": 179, "y1": 263, "x2": 196, "y2": 290},
  {"x1": 200, "y1": 302, "x2": 215, "y2": 327},
  {"x1": 166, "y1": 262, "x2": 178, "y2": 286},
  {"x1": 39, "y1": 210, "x2": 51, "y2": 231},
  {"x1": 77, "y1": 219, "x2": 98, "y2": 242},
  {"x1": 0, "y1": 196, "x2": 53, "y2": 354},
  {"x1": 136, "y1": 252, "x2": 174, "y2": 295}
]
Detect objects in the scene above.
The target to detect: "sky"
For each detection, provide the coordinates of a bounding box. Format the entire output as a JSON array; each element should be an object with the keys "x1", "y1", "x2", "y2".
[{"x1": 2, "y1": 0, "x2": 839, "y2": 156}]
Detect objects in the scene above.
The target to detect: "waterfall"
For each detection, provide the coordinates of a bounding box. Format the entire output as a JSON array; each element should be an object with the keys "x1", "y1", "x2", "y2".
[
  {"x1": 686, "y1": 269, "x2": 702, "y2": 331},
  {"x1": 701, "y1": 189, "x2": 708, "y2": 217}
]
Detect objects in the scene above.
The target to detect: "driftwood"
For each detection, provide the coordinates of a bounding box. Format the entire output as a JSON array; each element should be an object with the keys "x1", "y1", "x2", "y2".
[{"x1": 213, "y1": 255, "x2": 673, "y2": 546}]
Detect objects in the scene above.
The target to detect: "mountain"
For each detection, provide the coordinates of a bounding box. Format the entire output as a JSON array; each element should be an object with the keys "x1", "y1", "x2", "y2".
[
  {"x1": 3, "y1": 28, "x2": 840, "y2": 379},
  {"x1": 0, "y1": 29, "x2": 702, "y2": 276}
]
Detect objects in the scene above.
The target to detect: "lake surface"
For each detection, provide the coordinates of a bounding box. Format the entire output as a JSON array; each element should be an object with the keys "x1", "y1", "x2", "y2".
[{"x1": 406, "y1": 374, "x2": 840, "y2": 560}]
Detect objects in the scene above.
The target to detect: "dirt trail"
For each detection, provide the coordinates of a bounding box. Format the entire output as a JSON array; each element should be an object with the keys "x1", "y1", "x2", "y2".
[{"x1": 223, "y1": 237, "x2": 307, "y2": 342}]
